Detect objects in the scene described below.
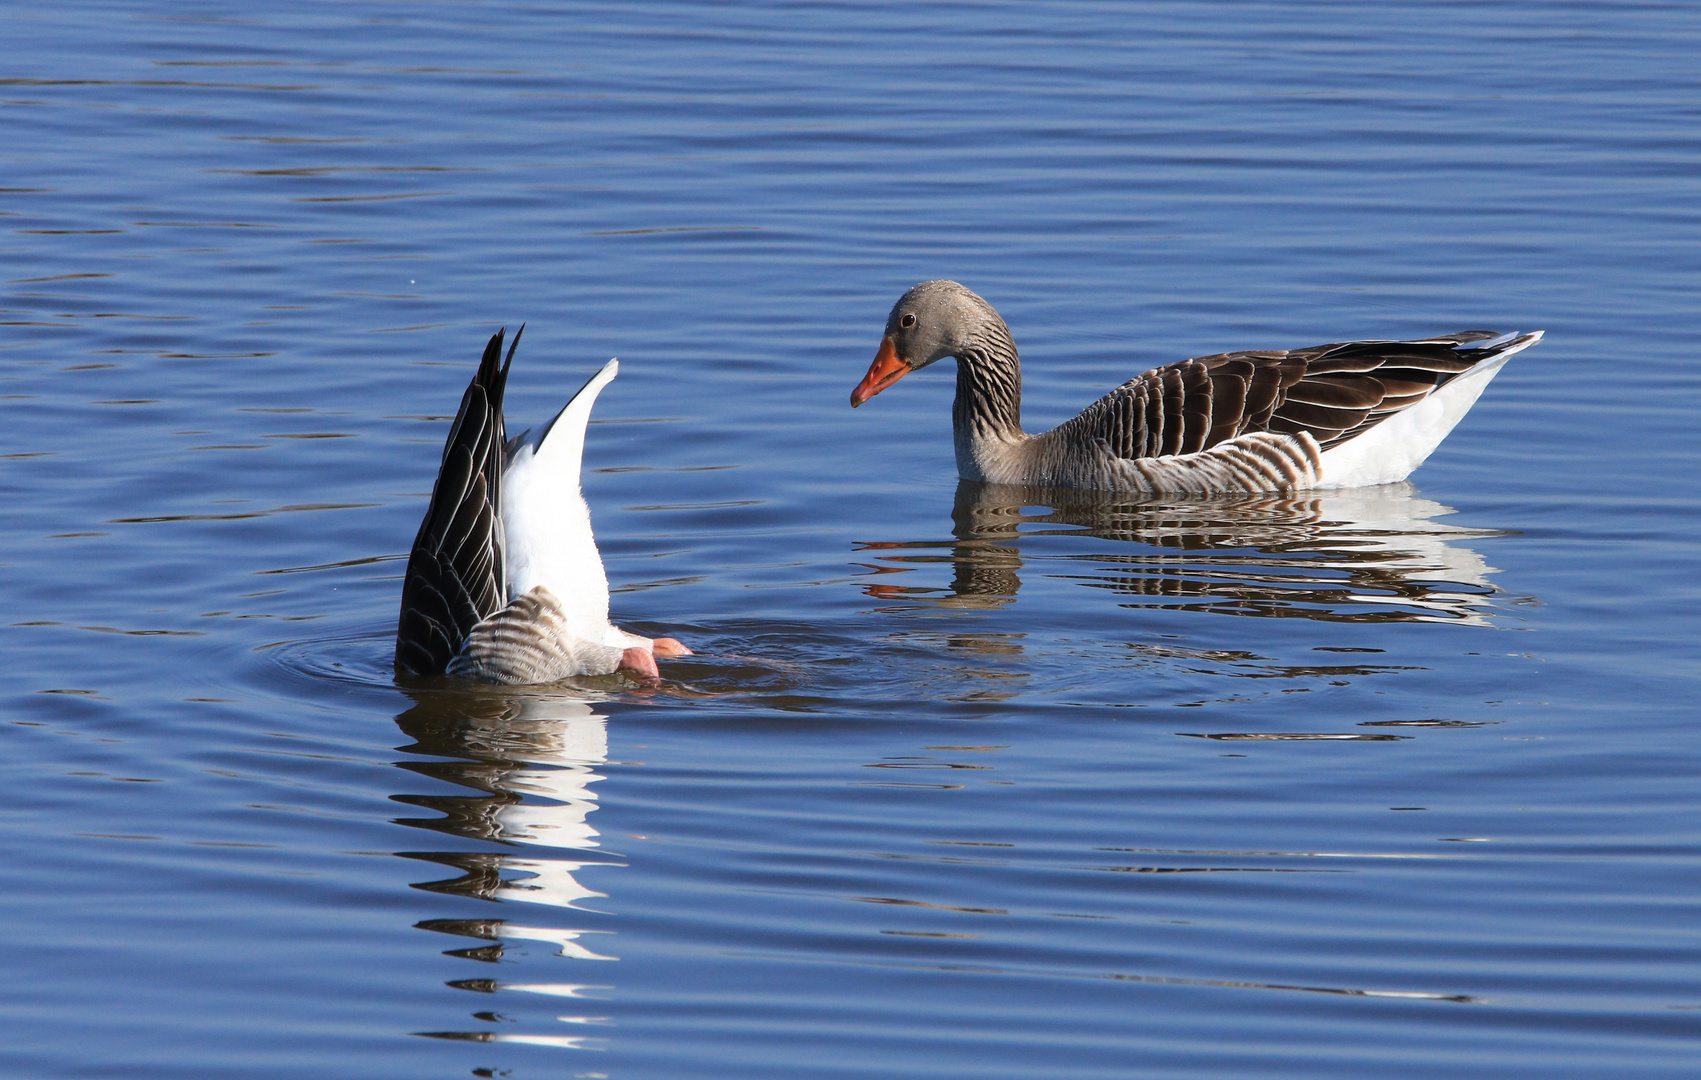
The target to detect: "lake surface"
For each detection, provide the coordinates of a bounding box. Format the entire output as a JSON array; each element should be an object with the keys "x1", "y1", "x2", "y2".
[{"x1": 3, "y1": 2, "x2": 1699, "y2": 1077}]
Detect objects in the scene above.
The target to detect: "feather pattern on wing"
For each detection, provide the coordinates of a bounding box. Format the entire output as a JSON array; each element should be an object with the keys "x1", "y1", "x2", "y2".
[
  {"x1": 394, "y1": 328, "x2": 520, "y2": 675},
  {"x1": 1049, "y1": 333, "x2": 1508, "y2": 467}
]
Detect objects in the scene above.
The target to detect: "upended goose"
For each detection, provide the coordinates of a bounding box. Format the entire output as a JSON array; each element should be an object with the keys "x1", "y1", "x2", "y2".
[
  {"x1": 852, "y1": 280, "x2": 1542, "y2": 493},
  {"x1": 395, "y1": 328, "x2": 688, "y2": 683}
]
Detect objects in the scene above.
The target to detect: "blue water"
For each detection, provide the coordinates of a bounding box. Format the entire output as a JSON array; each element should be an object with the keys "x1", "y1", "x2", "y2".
[{"x1": 3, "y1": 2, "x2": 1699, "y2": 1077}]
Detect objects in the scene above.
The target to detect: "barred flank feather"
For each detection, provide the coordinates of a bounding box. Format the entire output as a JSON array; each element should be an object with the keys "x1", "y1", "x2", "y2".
[{"x1": 447, "y1": 586, "x2": 625, "y2": 683}]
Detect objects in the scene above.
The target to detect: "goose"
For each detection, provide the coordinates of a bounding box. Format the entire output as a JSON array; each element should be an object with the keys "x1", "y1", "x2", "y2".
[
  {"x1": 395, "y1": 327, "x2": 689, "y2": 683},
  {"x1": 851, "y1": 280, "x2": 1542, "y2": 493}
]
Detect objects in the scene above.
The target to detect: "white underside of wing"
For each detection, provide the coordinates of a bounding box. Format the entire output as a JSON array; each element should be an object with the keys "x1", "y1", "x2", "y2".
[
  {"x1": 1315, "y1": 332, "x2": 1540, "y2": 489},
  {"x1": 502, "y1": 359, "x2": 648, "y2": 650}
]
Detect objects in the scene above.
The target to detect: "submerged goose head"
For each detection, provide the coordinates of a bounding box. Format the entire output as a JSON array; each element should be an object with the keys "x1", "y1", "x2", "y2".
[{"x1": 851, "y1": 280, "x2": 1012, "y2": 407}]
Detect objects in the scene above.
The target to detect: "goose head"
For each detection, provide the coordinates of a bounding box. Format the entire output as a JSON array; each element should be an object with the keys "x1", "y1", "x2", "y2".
[{"x1": 851, "y1": 280, "x2": 1004, "y2": 407}]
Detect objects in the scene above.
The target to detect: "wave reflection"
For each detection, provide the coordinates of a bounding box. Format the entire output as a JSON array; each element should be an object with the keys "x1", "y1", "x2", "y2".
[
  {"x1": 393, "y1": 687, "x2": 621, "y2": 1050},
  {"x1": 858, "y1": 479, "x2": 1523, "y2": 625}
]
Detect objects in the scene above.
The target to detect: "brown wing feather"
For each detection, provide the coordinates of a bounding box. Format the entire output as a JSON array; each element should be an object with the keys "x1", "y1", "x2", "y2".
[
  {"x1": 1054, "y1": 334, "x2": 1519, "y2": 464},
  {"x1": 1204, "y1": 361, "x2": 1250, "y2": 446},
  {"x1": 395, "y1": 327, "x2": 522, "y2": 676}
]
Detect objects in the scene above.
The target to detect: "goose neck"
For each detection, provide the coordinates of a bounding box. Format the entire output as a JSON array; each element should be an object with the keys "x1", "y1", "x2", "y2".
[
  {"x1": 949, "y1": 331, "x2": 1028, "y2": 482},
  {"x1": 951, "y1": 333, "x2": 1023, "y2": 440}
]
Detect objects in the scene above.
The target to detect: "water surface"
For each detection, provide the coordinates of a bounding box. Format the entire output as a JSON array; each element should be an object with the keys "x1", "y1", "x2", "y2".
[{"x1": 3, "y1": 2, "x2": 1699, "y2": 1077}]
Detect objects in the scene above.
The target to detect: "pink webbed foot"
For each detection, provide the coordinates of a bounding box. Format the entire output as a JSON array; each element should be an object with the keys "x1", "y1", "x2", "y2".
[
  {"x1": 651, "y1": 637, "x2": 691, "y2": 658},
  {"x1": 618, "y1": 646, "x2": 659, "y2": 680}
]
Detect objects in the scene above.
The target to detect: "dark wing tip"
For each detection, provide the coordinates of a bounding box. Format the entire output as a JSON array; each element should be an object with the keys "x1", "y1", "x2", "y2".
[
  {"x1": 395, "y1": 327, "x2": 518, "y2": 674},
  {"x1": 505, "y1": 324, "x2": 525, "y2": 373}
]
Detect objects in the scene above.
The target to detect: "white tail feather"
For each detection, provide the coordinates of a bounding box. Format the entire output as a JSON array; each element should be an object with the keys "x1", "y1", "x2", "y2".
[
  {"x1": 525, "y1": 358, "x2": 620, "y2": 480},
  {"x1": 502, "y1": 359, "x2": 621, "y2": 638}
]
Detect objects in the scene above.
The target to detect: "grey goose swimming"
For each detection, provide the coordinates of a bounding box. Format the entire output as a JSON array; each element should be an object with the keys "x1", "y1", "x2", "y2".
[{"x1": 852, "y1": 280, "x2": 1541, "y2": 492}]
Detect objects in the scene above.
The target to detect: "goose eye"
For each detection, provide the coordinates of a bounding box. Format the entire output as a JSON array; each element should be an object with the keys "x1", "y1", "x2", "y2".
[{"x1": 899, "y1": 313, "x2": 917, "y2": 329}]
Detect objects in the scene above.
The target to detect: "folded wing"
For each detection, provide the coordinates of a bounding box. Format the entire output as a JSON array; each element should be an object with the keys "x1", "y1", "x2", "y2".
[
  {"x1": 1054, "y1": 331, "x2": 1523, "y2": 462},
  {"x1": 394, "y1": 327, "x2": 520, "y2": 675}
]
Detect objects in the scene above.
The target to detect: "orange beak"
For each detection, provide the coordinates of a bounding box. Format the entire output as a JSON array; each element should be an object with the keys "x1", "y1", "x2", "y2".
[{"x1": 851, "y1": 336, "x2": 911, "y2": 407}]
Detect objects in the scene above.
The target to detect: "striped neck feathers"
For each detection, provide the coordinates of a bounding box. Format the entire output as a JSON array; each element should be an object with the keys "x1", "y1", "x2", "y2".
[{"x1": 951, "y1": 320, "x2": 1024, "y2": 441}]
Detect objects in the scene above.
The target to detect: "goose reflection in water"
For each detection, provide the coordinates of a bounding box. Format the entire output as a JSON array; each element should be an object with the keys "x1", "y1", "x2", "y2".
[
  {"x1": 858, "y1": 479, "x2": 1522, "y2": 626},
  {"x1": 393, "y1": 688, "x2": 621, "y2": 1048}
]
